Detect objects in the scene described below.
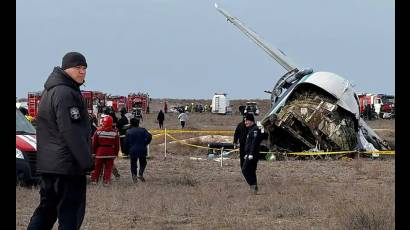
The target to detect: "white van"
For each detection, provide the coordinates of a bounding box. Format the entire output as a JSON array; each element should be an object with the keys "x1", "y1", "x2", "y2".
[{"x1": 211, "y1": 93, "x2": 231, "y2": 114}]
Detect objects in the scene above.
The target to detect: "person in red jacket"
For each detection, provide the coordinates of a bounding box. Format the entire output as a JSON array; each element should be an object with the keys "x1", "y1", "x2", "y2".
[{"x1": 91, "y1": 116, "x2": 120, "y2": 185}]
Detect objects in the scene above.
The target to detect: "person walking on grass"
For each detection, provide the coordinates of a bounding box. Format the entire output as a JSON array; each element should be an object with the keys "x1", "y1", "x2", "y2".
[
  {"x1": 242, "y1": 113, "x2": 264, "y2": 194},
  {"x1": 157, "y1": 109, "x2": 165, "y2": 129},
  {"x1": 233, "y1": 115, "x2": 249, "y2": 169},
  {"x1": 124, "y1": 118, "x2": 152, "y2": 183},
  {"x1": 91, "y1": 115, "x2": 120, "y2": 186},
  {"x1": 177, "y1": 111, "x2": 188, "y2": 129}
]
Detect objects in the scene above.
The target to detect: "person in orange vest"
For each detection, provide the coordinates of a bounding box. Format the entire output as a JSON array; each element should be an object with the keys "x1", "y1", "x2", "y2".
[{"x1": 91, "y1": 116, "x2": 120, "y2": 186}]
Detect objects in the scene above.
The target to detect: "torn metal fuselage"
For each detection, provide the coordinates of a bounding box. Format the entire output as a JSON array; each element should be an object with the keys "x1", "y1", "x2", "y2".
[
  {"x1": 215, "y1": 4, "x2": 391, "y2": 152},
  {"x1": 261, "y1": 70, "x2": 379, "y2": 152}
]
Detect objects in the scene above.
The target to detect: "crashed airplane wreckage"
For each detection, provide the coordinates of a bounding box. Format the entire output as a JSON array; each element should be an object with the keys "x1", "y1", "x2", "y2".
[{"x1": 215, "y1": 4, "x2": 391, "y2": 153}]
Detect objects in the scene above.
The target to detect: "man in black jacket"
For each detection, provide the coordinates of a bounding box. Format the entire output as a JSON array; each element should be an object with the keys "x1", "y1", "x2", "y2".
[
  {"x1": 116, "y1": 107, "x2": 130, "y2": 157},
  {"x1": 124, "y1": 118, "x2": 152, "y2": 183},
  {"x1": 242, "y1": 113, "x2": 263, "y2": 194},
  {"x1": 157, "y1": 109, "x2": 165, "y2": 129},
  {"x1": 233, "y1": 115, "x2": 248, "y2": 169},
  {"x1": 27, "y1": 52, "x2": 94, "y2": 230}
]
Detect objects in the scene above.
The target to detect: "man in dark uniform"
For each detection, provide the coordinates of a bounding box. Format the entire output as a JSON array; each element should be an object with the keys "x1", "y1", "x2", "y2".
[
  {"x1": 102, "y1": 106, "x2": 118, "y2": 126},
  {"x1": 116, "y1": 107, "x2": 130, "y2": 157},
  {"x1": 124, "y1": 118, "x2": 152, "y2": 183},
  {"x1": 27, "y1": 52, "x2": 94, "y2": 230},
  {"x1": 233, "y1": 115, "x2": 248, "y2": 169},
  {"x1": 157, "y1": 109, "x2": 165, "y2": 129},
  {"x1": 242, "y1": 113, "x2": 263, "y2": 194}
]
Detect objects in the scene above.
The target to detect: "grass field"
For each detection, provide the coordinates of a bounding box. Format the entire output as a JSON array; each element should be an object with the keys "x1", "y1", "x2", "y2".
[{"x1": 16, "y1": 99, "x2": 395, "y2": 230}]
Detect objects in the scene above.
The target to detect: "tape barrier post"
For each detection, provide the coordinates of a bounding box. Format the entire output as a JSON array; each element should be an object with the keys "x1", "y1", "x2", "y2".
[
  {"x1": 221, "y1": 147, "x2": 224, "y2": 167},
  {"x1": 164, "y1": 128, "x2": 167, "y2": 159}
]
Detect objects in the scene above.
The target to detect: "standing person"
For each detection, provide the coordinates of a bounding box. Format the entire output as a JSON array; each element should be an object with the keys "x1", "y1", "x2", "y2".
[
  {"x1": 27, "y1": 52, "x2": 94, "y2": 230},
  {"x1": 124, "y1": 118, "x2": 152, "y2": 183},
  {"x1": 91, "y1": 116, "x2": 120, "y2": 186},
  {"x1": 89, "y1": 113, "x2": 98, "y2": 137},
  {"x1": 157, "y1": 109, "x2": 165, "y2": 129},
  {"x1": 116, "y1": 107, "x2": 130, "y2": 157},
  {"x1": 164, "y1": 101, "x2": 168, "y2": 113},
  {"x1": 241, "y1": 113, "x2": 263, "y2": 194},
  {"x1": 132, "y1": 107, "x2": 144, "y2": 122},
  {"x1": 233, "y1": 115, "x2": 249, "y2": 169},
  {"x1": 177, "y1": 111, "x2": 188, "y2": 129},
  {"x1": 364, "y1": 104, "x2": 371, "y2": 120},
  {"x1": 108, "y1": 107, "x2": 118, "y2": 126},
  {"x1": 100, "y1": 107, "x2": 121, "y2": 178}
]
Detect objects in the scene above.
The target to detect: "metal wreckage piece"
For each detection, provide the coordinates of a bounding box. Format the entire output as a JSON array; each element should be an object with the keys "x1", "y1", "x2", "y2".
[{"x1": 215, "y1": 4, "x2": 391, "y2": 153}]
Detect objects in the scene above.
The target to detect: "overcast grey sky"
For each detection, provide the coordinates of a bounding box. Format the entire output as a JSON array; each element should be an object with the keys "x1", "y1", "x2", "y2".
[{"x1": 16, "y1": 0, "x2": 394, "y2": 99}]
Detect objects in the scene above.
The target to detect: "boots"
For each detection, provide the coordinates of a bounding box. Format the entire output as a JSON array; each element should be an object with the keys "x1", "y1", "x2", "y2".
[
  {"x1": 112, "y1": 166, "x2": 120, "y2": 178},
  {"x1": 137, "y1": 175, "x2": 145, "y2": 182},
  {"x1": 132, "y1": 174, "x2": 138, "y2": 183},
  {"x1": 250, "y1": 185, "x2": 258, "y2": 194}
]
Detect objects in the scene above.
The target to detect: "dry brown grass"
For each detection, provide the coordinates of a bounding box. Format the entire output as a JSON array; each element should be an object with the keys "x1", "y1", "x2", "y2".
[{"x1": 16, "y1": 99, "x2": 395, "y2": 230}]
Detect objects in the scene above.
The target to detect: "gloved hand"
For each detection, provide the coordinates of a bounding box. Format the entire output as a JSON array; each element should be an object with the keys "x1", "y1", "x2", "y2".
[{"x1": 245, "y1": 154, "x2": 254, "y2": 160}]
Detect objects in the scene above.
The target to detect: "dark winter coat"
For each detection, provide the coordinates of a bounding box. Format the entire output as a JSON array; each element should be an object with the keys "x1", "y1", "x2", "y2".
[
  {"x1": 124, "y1": 126, "x2": 152, "y2": 157},
  {"x1": 244, "y1": 124, "x2": 263, "y2": 159},
  {"x1": 36, "y1": 67, "x2": 94, "y2": 175},
  {"x1": 116, "y1": 115, "x2": 129, "y2": 136},
  {"x1": 233, "y1": 121, "x2": 248, "y2": 146},
  {"x1": 157, "y1": 111, "x2": 165, "y2": 122}
]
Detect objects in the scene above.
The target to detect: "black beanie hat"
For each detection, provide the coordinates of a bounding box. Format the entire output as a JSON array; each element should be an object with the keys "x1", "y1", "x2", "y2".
[
  {"x1": 130, "y1": 117, "x2": 140, "y2": 127},
  {"x1": 245, "y1": 113, "x2": 255, "y2": 122},
  {"x1": 62, "y1": 52, "x2": 87, "y2": 70}
]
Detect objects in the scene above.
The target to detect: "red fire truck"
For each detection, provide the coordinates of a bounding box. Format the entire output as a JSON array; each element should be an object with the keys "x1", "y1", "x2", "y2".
[
  {"x1": 127, "y1": 93, "x2": 150, "y2": 113},
  {"x1": 81, "y1": 90, "x2": 106, "y2": 116},
  {"x1": 28, "y1": 91, "x2": 42, "y2": 118},
  {"x1": 357, "y1": 93, "x2": 395, "y2": 119},
  {"x1": 106, "y1": 95, "x2": 127, "y2": 113},
  {"x1": 378, "y1": 94, "x2": 395, "y2": 118}
]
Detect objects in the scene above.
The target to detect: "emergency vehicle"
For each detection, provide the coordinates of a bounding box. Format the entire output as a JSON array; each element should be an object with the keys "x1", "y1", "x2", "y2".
[
  {"x1": 127, "y1": 93, "x2": 150, "y2": 113},
  {"x1": 28, "y1": 91, "x2": 42, "y2": 118},
  {"x1": 105, "y1": 95, "x2": 127, "y2": 113},
  {"x1": 16, "y1": 107, "x2": 38, "y2": 186},
  {"x1": 379, "y1": 94, "x2": 395, "y2": 118},
  {"x1": 81, "y1": 90, "x2": 106, "y2": 116},
  {"x1": 211, "y1": 93, "x2": 232, "y2": 114},
  {"x1": 357, "y1": 93, "x2": 395, "y2": 119},
  {"x1": 243, "y1": 102, "x2": 260, "y2": 115}
]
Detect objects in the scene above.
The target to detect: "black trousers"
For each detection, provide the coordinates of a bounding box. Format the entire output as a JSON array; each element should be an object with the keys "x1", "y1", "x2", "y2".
[
  {"x1": 242, "y1": 158, "x2": 258, "y2": 186},
  {"x1": 239, "y1": 147, "x2": 245, "y2": 169},
  {"x1": 120, "y1": 137, "x2": 127, "y2": 156},
  {"x1": 27, "y1": 174, "x2": 87, "y2": 230},
  {"x1": 130, "y1": 156, "x2": 147, "y2": 177},
  {"x1": 159, "y1": 121, "x2": 164, "y2": 129},
  {"x1": 180, "y1": 121, "x2": 185, "y2": 128}
]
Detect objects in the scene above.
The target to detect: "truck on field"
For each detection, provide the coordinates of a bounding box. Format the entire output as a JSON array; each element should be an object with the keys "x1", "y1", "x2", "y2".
[{"x1": 211, "y1": 93, "x2": 232, "y2": 115}]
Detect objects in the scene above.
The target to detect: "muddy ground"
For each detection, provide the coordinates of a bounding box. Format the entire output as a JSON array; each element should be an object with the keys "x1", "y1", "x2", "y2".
[{"x1": 16, "y1": 99, "x2": 395, "y2": 230}]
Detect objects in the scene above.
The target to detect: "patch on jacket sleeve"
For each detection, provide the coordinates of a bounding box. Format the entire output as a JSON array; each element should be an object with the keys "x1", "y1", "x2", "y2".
[{"x1": 69, "y1": 106, "x2": 81, "y2": 121}]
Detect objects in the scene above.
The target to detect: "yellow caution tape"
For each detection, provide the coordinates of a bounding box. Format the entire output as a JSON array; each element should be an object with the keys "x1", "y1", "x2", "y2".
[
  {"x1": 286, "y1": 150, "x2": 354, "y2": 156},
  {"x1": 152, "y1": 133, "x2": 164, "y2": 139},
  {"x1": 166, "y1": 134, "x2": 239, "y2": 151},
  {"x1": 149, "y1": 129, "x2": 234, "y2": 135},
  {"x1": 149, "y1": 129, "x2": 395, "y2": 156},
  {"x1": 362, "y1": 150, "x2": 395, "y2": 155}
]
